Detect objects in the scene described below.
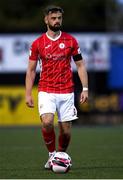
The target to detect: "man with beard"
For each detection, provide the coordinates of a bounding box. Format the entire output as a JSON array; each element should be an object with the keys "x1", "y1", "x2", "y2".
[{"x1": 25, "y1": 5, "x2": 88, "y2": 169}]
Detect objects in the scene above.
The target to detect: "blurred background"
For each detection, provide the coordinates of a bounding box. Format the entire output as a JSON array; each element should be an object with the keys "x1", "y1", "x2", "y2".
[{"x1": 0, "y1": 0, "x2": 123, "y2": 126}]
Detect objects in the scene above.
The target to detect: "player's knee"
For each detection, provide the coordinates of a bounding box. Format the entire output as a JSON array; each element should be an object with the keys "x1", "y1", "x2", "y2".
[
  {"x1": 42, "y1": 119, "x2": 53, "y2": 130},
  {"x1": 40, "y1": 114, "x2": 54, "y2": 129},
  {"x1": 61, "y1": 131, "x2": 71, "y2": 138},
  {"x1": 60, "y1": 125, "x2": 71, "y2": 137}
]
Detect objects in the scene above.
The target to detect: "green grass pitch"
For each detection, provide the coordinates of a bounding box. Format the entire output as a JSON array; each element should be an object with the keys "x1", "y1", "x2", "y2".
[{"x1": 0, "y1": 125, "x2": 123, "y2": 179}]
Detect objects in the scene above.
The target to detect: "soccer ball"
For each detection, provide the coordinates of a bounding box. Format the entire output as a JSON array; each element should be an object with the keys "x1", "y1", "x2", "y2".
[{"x1": 50, "y1": 152, "x2": 72, "y2": 173}]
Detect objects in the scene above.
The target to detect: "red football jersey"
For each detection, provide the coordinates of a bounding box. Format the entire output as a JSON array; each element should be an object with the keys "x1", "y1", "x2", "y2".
[{"x1": 29, "y1": 31, "x2": 82, "y2": 93}]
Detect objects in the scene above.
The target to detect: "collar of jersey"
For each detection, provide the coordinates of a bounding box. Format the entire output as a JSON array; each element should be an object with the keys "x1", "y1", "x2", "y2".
[{"x1": 46, "y1": 31, "x2": 62, "y2": 41}]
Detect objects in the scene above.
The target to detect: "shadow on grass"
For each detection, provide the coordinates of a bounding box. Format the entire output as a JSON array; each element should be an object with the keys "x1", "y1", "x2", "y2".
[{"x1": 73, "y1": 165, "x2": 123, "y2": 170}]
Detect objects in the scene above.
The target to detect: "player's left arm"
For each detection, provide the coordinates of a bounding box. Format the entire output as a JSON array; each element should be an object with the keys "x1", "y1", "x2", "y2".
[{"x1": 75, "y1": 59, "x2": 88, "y2": 104}]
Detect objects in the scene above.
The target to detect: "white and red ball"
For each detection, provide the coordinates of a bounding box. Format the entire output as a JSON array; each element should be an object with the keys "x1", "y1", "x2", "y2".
[{"x1": 50, "y1": 152, "x2": 72, "y2": 173}]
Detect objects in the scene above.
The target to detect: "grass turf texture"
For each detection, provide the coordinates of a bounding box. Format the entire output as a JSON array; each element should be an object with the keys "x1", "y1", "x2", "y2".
[{"x1": 0, "y1": 125, "x2": 123, "y2": 178}]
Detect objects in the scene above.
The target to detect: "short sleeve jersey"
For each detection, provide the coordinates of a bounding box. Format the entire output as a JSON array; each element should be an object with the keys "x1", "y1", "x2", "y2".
[{"x1": 29, "y1": 31, "x2": 82, "y2": 93}]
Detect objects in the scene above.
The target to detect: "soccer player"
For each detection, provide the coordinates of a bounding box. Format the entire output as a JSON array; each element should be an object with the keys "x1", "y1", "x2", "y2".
[{"x1": 25, "y1": 5, "x2": 88, "y2": 169}]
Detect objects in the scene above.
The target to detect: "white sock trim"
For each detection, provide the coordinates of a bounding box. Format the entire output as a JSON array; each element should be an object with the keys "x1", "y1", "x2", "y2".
[{"x1": 49, "y1": 151, "x2": 56, "y2": 157}]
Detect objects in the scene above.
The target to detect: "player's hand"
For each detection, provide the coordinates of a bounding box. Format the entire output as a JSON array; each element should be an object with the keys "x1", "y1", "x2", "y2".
[
  {"x1": 80, "y1": 91, "x2": 88, "y2": 104},
  {"x1": 25, "y1": 95, "x2": 34, "y2": 108}
]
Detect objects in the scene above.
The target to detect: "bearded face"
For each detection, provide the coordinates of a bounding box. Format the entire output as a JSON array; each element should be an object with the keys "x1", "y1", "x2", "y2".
[
  {"x1": 48, "y1": 22, "x2": 61, "y2": 32},
  {"x1": 45, "y1": 11, "x2": 62, "y2": 32}
]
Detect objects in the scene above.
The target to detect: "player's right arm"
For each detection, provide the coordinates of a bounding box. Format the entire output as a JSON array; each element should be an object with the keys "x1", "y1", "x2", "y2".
[{"x1": 25, "y1": 60, "x2": 37, "y2": 108}]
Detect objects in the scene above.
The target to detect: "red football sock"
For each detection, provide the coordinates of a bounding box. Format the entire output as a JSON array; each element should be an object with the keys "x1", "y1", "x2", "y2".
[
  {"x1": 58, "y1": 133, "x2": 71, "y2": 152},
  {"x1": 41, "y1": 127, "x2": 56, "y2": 153}
]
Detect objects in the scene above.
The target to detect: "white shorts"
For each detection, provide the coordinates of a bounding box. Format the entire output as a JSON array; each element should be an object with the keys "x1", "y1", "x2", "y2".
[{"x1": 38, "y1": 91, "x2": 78, "y2": 122}]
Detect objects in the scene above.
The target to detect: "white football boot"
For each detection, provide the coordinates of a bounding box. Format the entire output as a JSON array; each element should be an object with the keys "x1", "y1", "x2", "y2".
[{"x1": 44, "y1": 151, "x2": 56, "y2": 169}]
